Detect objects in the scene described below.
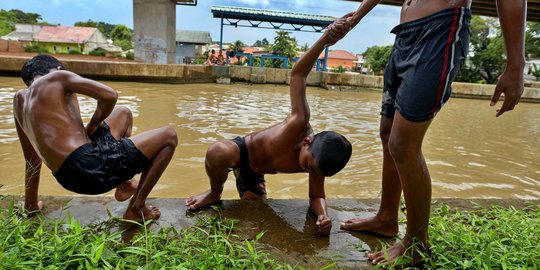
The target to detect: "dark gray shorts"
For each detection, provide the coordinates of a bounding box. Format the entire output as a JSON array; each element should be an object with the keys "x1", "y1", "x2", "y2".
[{"x1": 382, "y1": 7, "x2": 471, "y2": 122}]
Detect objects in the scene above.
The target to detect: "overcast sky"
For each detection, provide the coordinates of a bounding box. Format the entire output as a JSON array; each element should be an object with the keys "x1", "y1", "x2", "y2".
[{"x1": 2, "y1": 0, "x2": 402, "y2": 54}]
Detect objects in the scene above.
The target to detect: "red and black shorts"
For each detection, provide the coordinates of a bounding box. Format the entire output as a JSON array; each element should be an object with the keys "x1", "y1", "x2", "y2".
[{"x1": 382, "y1": 7, "x2": 471, "y2": 122}]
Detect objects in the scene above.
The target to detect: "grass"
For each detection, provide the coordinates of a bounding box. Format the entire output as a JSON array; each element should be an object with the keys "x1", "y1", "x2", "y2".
[
  {"x1": 363, "y1": 203, "x2": 540, "y2": 270},
  {"x1": 0, "y1": 200, "x2": 305, "y2": 270}
]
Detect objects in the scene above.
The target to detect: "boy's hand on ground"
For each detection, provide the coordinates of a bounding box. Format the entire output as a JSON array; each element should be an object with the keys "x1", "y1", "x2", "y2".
[{"x1": 316, "y1": 215, "x2": 332, "y2": 235}]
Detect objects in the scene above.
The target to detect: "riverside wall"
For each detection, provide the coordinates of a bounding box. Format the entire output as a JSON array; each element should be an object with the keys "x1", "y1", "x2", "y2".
[{"x1": 1, "y1": 56, "x2": 539, "y2": 102}]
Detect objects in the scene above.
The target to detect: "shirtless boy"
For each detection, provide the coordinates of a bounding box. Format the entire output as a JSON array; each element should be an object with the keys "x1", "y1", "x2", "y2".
[
  {"x1": 339, "y1": 0, "x2": 526, "y2": 266},
  {"x1": 14, "y1": 55, "x2": 178, "y2": 222},
  {"x1": 186, "y1": 16, "x2": 354, "y2": 236}
]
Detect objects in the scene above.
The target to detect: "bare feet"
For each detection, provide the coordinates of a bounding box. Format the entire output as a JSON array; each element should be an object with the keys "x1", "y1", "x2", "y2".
[
  {"x1": 123, "y1": 204, "x2": 161, "y2": 224},
  {"x1": 340, "y1": 215, "x2": 399, "y2": 237},
  {"x1": 185, "y1": 190, "x2": 221, "y2": 211},
  {"x1": 115, "y1": 179, "x2": 138, "y2": 202},
  {"x1": 368, "y1": 236, "x2": 430, "y2": 267}
]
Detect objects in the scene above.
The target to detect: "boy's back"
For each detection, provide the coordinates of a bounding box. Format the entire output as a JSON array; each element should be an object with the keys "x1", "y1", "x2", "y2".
[{"x1": 14, "y1": 71, "x2": 98, "y2": 171}]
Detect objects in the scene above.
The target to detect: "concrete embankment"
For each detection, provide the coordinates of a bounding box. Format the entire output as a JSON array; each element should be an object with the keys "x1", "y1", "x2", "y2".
[{"x1": 1, "y1": 55, "x2": 539, "y2": 102}]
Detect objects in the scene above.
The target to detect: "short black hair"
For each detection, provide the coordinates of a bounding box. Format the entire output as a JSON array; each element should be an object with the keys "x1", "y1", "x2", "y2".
[
  {"x1": 21, "y1": 54, "x2": 65, "y2": 86},
  {"x1": 309, "y1": 131, "x2": 352, "y2": 176}
]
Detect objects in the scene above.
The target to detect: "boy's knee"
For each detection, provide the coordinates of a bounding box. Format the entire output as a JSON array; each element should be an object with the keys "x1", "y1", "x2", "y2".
[
  {"x1": 162, "y1": 127, "x2": 178, "y2": 147},
  {"x1": 115, "y1": 106, "x2": 132, "y2": 118},
  {"x1": 206, "y1": 141, "x2": 233, "y2": 166}
]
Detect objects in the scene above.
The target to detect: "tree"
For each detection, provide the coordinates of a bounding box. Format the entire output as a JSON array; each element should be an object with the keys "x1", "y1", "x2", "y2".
[
  {"x1": 230, "y1": 40, "x2": 245, "y2": 52},
  {"x1": 298, "y1": 43, "x2": 309, "y2": 52},
  {"x1": 452, "y1": 16, "x2": 508, "y2": 84},
  {"x1": 268, "y1": 31, "x2": 298, "y2": 68},
  {"x1": 74, "y1": 20, "x2": 115, "y2": 38},
  {"x1": 526, "y1": 22, "x2": 540, "y2": 59},
  {"x1": 0, "y1": 9, "x2": 49, "y2": 36},
  {"x1": 110, "y1": 24, "x2": 133, "y2": 50},
  {"x1": 252, "y1": 38, "x2": 269, "y2": 47},
  {"x1": 363, "y1": 45, "x2": 393, "y2": 75}
]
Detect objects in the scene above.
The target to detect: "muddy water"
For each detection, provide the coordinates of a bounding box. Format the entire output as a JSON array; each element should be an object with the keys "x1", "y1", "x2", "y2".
[{"x1": 0, "y1": 76, "x2": 538, "y2": 200}]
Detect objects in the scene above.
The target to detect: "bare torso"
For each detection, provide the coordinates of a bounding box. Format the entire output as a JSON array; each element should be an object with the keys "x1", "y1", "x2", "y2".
[
  {"x1": 244, "y1": 118, "x2": 311, "y2": 175},
  {"x1": 400, "y1": 0, "x2": 471, "y2": 23},
  {"x1": 14, "y1": 73, "x2": 90, "y2": 172}
]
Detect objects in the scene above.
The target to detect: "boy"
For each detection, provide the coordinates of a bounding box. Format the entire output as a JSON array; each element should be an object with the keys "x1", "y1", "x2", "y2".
[
  {"x1": 14, "y1": 55, "x2": 178, "y2": 222},
  {"x1": 340, "y1": 0, "x2": 526, "y2": 266},
  {"x1": 186, "y1": 15, "x2": 354, "y2": 236}
]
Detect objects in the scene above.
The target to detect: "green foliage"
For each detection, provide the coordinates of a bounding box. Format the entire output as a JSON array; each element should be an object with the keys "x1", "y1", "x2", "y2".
[
  {"x1": 252, "y1": 38, "x2": 270, "y2": 47},
  {"x1": 526, "y1": 22, "x2": 540, "y2": 59},
  {"x1": 89, "y1": 48, "x2": 107, "y2": 56},
  {"x1": 230, "y1": 40, "x2": 245, "y2": 52},
  {"x1": 125, "y1": 51, "x2": 135, "y2": 60},
  {"x1": 74, "y1": 20, "x2": 116, "y2": 38},
  {"x1": 23, "y1": 42, "x2": 48, "y2": 53},
  {"x1": 298, "y1": 43, "x2": 309, "y2": 52},
  {"x1": 456, "y1": 16, "x2": 505, "y2": 84},
  {"x1": 0, "y1": 9, "x2": 49, "y2": 36},
  {"x1": 363, "y1": 45, "x2": 393, "y2": 75},
  {"x1": 68, "y1": 49, "x2": 82, "y2": 55},
  {"x1": 0, "y1": 202, "x2": 299, "y2": 269},
  {"x1": 268, "y1": 31, "x2": 298, "y2": 69},
  {"x1": 111, "y1": 24, "x2": 134, "y2": 50},
  {"x1": 532, "y1": 63, "x2": 540, "y2": 81},
  {"x1": 425, "y1": 204, "x2": 540, "y2": 269},
  {"x1": 361, "y1": 204, "x2": 540, "y2": 269},
  {"x1": 330, "y1": 66, "x2": 346, "y2": 73}
]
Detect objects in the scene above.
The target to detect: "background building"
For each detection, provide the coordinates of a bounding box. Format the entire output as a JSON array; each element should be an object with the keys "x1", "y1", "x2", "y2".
[{"x1": 176, "y1": 30, "x2": 212, "y2": 64}]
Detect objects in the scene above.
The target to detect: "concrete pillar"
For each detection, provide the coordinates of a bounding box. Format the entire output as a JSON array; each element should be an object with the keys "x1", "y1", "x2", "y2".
[{"x1": 133, "y1": 0, "x2": 176, "y2": 64}]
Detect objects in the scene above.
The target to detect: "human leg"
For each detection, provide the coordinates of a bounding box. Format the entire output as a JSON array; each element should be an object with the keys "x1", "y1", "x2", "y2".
[
  {"x1": 123, "y1": 126, "x2": 178, "y2": 222},
  {"x1": 340, "y1": 115, "x2": 401, "y2": 237},
  {"x1": 368, "y1": 111, "x2": 432, "y2": 265},
  {"x1": 185, "y1": 140, "x2": 241, "y2": 210},
  {"x1": 98, "y1": 106, "x2": 140, "y2": 201}
]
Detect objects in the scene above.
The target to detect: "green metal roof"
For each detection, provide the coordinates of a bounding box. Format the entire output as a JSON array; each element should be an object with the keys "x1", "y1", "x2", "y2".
[
  {"x1": 175, "y1": 30, "x2": 212, "y2": 44},
  {"x1": 212, "y1": 6, "x2": 337, "y2": 27}
]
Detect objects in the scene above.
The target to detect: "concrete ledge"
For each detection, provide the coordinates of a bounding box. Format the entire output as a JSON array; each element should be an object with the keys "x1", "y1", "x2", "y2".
[
  {"x1": 1, "y1": 55, "x2": 539, "y2": 102},
  {"x1": 1, "y1": 196, "x2": 537, "y2": 269}
]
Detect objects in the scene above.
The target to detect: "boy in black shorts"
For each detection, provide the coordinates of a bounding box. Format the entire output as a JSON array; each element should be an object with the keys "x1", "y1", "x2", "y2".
[
  {"x1": 14, "y1": 55, "x2": 178, "y2": 223},
  {"x1": 186, "y1": 14, "x2": 354, "y2": 236}
]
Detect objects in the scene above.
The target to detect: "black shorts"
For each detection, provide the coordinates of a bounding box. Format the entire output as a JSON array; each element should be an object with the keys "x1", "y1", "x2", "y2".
[
  {"x1": 382, "y1": 7, "x2": 471, "y2": 122},
  {"x1": 231, "y1": 136, "x2": 266, "y2": 198},
  {"x1": 53, "y1": 123, "x2": 150, "y2": 195}
]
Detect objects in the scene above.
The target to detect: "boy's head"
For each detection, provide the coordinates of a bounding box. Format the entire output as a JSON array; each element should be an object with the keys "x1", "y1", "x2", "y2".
[
  {"x1": 300, "y1": 131, "x2": 352, "y2": 177},
  {"x1": 21, "y1": 54, "x2": 65, "y2": 86}
]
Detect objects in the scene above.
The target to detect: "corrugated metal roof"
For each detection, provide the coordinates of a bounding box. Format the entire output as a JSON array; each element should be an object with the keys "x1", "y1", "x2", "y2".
[
  {"x1": 318, "y1": 50, "x2": 357, "y2": 60},
  {"x1": 212, "y1": 6, "x2": 336, "y2": 27},
  {"x1": 176, "y1": 30, "x2": 212, "y2": 44},
  {"x1": 2, "y1": 31, "x2": 34, "y2": 41},
  {"x1": 34, "y1": 26, "x2": 96, "y2": 44}
]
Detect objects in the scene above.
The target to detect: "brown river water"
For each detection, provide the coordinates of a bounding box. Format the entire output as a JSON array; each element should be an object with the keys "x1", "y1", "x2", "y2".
[{"x1": 0, "y1": 76, "x2": 539, "y2": 200}]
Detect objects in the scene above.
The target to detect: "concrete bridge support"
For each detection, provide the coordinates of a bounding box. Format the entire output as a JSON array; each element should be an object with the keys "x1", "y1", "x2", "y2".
[{"x1": 133, "y1": 0, "x2": 176, "y2": 64}]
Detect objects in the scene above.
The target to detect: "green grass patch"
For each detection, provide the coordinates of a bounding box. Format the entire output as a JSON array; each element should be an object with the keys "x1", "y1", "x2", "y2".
[
  {"x1": 0, "y1": 202, "x2": 304, "y2": 269},
  {"x1": 364, "y1": 204, "x2": 540, "y2": 269},
  {"x1": 426, "y1": 204, "x2": 540, "y2": 269}
]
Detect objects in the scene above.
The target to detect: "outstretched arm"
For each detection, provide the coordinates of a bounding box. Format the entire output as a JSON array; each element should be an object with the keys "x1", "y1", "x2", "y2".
[
  {"x1": 51, "y1": 70, "x2": 118, "y2": 134},
  {"x1": 289, "y1": 15, "x2": 352, "y2": 123},
  {"x1": 491, "y1": 0, "x2": 527, "y2": 117},
  {"x1": 348, "y1": 0, "x2": 382, "y2": 29}
]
